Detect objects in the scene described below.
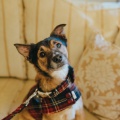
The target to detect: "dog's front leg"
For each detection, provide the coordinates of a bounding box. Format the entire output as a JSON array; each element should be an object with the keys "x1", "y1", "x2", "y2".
[
  {"x1": 75, "y1": 97, "x2": 85, "y2": 120},
  {"x1": 75, "y1": 109, "x2": 85, "y2": 120}
]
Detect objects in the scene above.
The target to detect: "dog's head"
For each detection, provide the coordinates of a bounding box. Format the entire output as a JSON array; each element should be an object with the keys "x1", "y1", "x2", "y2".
[{"x1": 15, "y1": 24, "x2": 70, "y2": 78}]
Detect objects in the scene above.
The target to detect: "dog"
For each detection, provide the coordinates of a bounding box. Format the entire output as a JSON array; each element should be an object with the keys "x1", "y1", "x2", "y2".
[{"x1": 14, "y1": 24, "x2": 85, "y2": 120}]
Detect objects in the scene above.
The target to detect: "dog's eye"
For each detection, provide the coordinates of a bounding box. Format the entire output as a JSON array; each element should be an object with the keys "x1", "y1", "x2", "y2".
[
  {"x1": 40, "y1": 52, "x2": 46, "y2": 58},
  {"x1": 56, "y1": 43, "x2": 61, "y2": 48}
]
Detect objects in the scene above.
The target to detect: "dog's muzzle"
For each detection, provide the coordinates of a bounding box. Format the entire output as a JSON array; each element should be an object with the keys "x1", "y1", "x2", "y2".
[
  {"x1": 52, "y1": 54, "x2": 62, "y2": 63},
  {"x1": 49, "y1": 51, "x2": 68, "y2": 69}
]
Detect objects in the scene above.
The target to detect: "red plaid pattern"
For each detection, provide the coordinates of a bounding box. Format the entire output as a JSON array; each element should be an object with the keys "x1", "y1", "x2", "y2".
[{"x1": 26, "y1": 80, "x2": 81, "y2": 120}]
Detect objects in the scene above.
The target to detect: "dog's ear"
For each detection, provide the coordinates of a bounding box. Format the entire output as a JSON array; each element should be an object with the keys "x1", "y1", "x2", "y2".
[
  {"x1": 50, "y1": 24, "x2": 67, "y2": 39},
  {"x1": 14, "y1": 44, "x2": 33, "y2": 60}
]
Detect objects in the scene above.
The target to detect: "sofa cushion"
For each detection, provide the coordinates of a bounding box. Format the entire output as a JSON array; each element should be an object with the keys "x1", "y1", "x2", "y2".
[
  {"x1": 0, "y1": 78, "x2": 24, "y2": 119},
  {"x1": 70, "y1": 2, "x2": 120, "y2": 43},
  {"x1": 75, "y1": 34, "x2": 120, "y2": 120},
  {"x1": 84, "y1": 108, "x2": 98, "y2": 120},
  {"x1": 0, "y1": 0, "x2": 26, "y2": 79},
  {"x1": 9, "y1": 80, "x2": 36, "y2": 113}
]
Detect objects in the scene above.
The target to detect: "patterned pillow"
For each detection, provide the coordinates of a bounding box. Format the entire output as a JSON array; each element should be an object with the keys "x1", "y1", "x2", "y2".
[{"x1": 76, "y1": 34, "x2": 120, "y2": 120}]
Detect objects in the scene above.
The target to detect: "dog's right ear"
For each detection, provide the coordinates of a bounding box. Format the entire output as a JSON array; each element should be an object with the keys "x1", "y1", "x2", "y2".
[
  {"x1": 50, "y1": 24, "x2": 67, "y2": 46},
  {"x1": 50, "y1": 24, "x2": 66, "y2": 38},
  {"x1": 14, "y1": 44, "x2": 32, "y2": 60}
]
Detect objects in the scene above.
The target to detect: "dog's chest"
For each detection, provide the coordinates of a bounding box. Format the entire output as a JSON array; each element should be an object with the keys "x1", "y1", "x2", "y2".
[{"x1": 51, "y1": 65, "x2": 69, "y2": 80}]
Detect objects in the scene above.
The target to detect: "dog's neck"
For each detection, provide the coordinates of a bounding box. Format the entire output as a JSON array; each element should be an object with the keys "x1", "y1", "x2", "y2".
[{"x1": 36, "y1": 65, "x2": 69, "y2": 92}]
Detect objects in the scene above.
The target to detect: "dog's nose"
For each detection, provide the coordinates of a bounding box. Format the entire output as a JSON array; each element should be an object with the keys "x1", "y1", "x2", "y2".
[{"x1": 52, "y1": 55, "x2": 62, "y2": 63}]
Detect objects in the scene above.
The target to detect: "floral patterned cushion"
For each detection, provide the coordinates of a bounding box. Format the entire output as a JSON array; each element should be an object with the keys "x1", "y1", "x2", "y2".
[{"x1": 76, "y1": 34, "x2": 120, "y2": 120}]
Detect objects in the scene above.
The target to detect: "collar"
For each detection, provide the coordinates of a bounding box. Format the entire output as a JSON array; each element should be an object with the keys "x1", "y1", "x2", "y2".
[
  {"x1": 35, "y1": 65, "x2": 75, "y2": 99},
  {"x1": 35, "y1": 77, "x2": 71, "y2": 99}
]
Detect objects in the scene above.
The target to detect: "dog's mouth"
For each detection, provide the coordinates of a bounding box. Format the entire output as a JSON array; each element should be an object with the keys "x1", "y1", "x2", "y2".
[{"x1": 49, "y1": 62, "x2": 65, "y2": 70}]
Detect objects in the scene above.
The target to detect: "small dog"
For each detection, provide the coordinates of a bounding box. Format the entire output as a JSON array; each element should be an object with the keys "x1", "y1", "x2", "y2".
[{"x1": 15, "y1": 24, "x2": 85, "y2": 120}]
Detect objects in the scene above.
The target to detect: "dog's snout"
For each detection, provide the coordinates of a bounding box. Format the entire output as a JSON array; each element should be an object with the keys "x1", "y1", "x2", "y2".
[{"x1": 52, "y1": 54, "x2": 62, "y2": 63}]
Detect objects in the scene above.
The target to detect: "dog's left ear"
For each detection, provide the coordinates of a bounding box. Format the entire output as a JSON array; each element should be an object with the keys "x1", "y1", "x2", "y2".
[{"x1": 50, "y1": 24, "x2": 67, "y2": 40}]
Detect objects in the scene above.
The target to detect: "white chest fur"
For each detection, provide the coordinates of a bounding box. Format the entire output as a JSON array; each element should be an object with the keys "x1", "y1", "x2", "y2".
[{"x1": 51, "y1": 64, "x2": 68, "y2": 81}]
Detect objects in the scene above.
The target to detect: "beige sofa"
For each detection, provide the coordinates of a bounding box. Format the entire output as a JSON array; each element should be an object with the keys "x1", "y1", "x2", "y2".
[{"x1": 0, "y1": 0, "x2": 120, "y2": 120}]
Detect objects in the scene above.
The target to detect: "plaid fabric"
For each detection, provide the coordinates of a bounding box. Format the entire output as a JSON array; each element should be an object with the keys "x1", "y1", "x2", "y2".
[{"x1": 25, "y1": 79, "x2": 81, "y2": 120}]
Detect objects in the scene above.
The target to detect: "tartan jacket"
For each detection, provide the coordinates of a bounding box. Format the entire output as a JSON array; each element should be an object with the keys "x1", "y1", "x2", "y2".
[{"x1": 25, "y1": 67, "x2": 81, "y2": 120}]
